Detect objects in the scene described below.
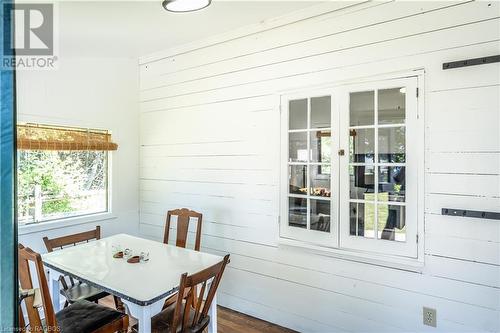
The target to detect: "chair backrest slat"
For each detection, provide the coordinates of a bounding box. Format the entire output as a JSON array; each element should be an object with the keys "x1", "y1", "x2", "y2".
[
  {"x1": 43, "y1": 226, "x2": 101, "y2": 253},
  {"x1": 191, "y1": 280, "x2": 206, "y2": 327},
  {"x1": 19, "y1": 305, "x2": 26, "y2": 332},
  {"x1": 170, "y1": 254, "x2": 230, "y2": 333},
  {"x1": 164, "y1": 209, "x2": 203, "y2": 251},
  {"x1": 18, "y1": 244, "x2": 58, "y2": 331}
]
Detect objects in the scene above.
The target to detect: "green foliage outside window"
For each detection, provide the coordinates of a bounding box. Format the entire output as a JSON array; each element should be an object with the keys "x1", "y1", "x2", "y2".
[{"x1": 17, "y1": 150, "x2": 107, "y2": 224}]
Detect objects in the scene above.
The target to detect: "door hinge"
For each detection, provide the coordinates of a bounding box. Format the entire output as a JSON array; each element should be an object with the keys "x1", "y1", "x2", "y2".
[
  {"x1": 416, "y1": 88, "x2": 420, "y2": 119},
  {"x1": 278, "y1": 216, "x2": 281, "y2": 225},
  {"x1": 416, "y1": 234, "x2": 419, "y2": 243}
]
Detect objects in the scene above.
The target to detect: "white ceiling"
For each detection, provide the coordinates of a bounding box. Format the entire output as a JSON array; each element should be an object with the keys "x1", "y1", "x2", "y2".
[{"x1": 56, "y1": 1, "x2": 320, "y2": 58}]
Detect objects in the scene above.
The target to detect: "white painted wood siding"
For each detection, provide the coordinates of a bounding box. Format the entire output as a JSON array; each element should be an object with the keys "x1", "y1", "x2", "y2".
[
  {"x1": 138, "y1": 2, "x2": 500, "y2": 332},
  {"x1": 17, "y1": 57, "x2": 140, "y2": 253}
]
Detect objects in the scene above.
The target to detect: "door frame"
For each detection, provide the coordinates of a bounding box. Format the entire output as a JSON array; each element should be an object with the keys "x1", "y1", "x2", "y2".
[{"x1": 1, "y1": 1, "x2": 18, "y2": 329}]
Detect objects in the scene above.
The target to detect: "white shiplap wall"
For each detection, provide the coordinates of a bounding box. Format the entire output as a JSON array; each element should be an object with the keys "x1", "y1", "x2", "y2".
[
  {"x1": 138, "y1": 1, "x2": 500, "y2": 332},
  {"x1": 17, "y1": 57, "x2": 140, "y2": 253}
]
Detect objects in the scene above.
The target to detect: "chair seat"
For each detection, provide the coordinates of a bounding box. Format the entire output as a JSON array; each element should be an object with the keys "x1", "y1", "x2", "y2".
[
  {"x1": 133, "y1": 302, "x2": 210, "y2": 333},
  {"x1": 56, "y1": 300, "x2": 126, "y2": 333},
  {"x1": 61, "y1": 283, "x2": 109, "y2": 303}
]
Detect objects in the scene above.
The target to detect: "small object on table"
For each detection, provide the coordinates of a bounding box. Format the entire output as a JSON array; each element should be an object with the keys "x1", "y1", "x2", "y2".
[
  {"x1": 113, "y1": 251, "x2": 124, "y2": 259},
  {"x1": 140, "y1": 252, "x2": 150, "y2": 263},
  {"x1": 124, "y1": 248, "x2": 132, "y2": 259},
  {"x1": 112, "y1": 244, "x2": 123, "y2": 258},
  {"x1": 127, "y1": 256, "x2": 140, "y2": 264}
]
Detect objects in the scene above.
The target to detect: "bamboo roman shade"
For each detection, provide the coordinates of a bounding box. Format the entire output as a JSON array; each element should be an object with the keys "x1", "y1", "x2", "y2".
[{"x1": 17, "y1": 124, "x2": 118, "y2": 151}]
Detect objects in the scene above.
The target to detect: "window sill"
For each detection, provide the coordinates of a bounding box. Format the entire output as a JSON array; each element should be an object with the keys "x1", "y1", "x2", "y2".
[
  {"x1": 278, "y1": 237, "x2": 424, "y2": 273},
  {"x1": 18, "y1": 212, "x2": 117, "y2": 236}
]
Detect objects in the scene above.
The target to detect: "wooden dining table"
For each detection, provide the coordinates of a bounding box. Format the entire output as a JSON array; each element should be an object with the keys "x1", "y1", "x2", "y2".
[{"x1": 42, "y1": 233, "x2": 223, "y2": 333}]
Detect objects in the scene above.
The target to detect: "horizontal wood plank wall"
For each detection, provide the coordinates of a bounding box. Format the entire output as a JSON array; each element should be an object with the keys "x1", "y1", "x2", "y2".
[{"x1": 139, "y1": 1, "x2": 500, "y2": 332}]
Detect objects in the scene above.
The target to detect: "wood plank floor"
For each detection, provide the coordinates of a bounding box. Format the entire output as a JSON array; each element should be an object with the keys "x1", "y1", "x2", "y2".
[
  {"x1": 217, "y1": 306, "x2": 297, "y2": 333},
  {"x1": 100, "y1": 296, "x2": 297, "y2": 333}
]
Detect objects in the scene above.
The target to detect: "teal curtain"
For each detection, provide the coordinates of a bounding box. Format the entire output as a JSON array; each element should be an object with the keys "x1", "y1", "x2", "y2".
[{"x1": 0, "y1": 0, "x2": 17, "y2": 329}]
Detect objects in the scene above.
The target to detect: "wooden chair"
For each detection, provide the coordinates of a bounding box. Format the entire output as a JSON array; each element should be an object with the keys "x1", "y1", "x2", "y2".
[
  {"x1": 43, "y1": 226, "x2": 124, "y2": 311},
  {"x1": 18, "y1": 244, "x2": 128, "y2": 333},
  {"x1": 163, "y1": 208, "x2": 203, "y2": 309},
  {"x1": 163, "y1": 208, "x2": 203, "y2": 251},
  {"x1": 135, "y1": 254, "x2": 230, "y2": 333}
]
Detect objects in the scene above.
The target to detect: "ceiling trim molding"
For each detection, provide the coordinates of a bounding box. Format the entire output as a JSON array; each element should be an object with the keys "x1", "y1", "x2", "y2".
[{"x1": 138, "y1": 1, "x2": 370, "y2": 65}]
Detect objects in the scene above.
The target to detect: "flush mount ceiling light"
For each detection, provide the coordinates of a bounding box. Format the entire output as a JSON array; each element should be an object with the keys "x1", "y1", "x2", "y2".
[{"x1": 162, "y1": 0, "x2": 211, "y2": 12}]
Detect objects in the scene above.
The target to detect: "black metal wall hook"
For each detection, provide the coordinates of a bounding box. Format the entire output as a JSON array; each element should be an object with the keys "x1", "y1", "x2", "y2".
[
  {"x1": 442, "y1": 208, "x2": 500, "y2": 220},
  {"x1": 442, "y1": 55, "x2": 500, "y2": 70}
]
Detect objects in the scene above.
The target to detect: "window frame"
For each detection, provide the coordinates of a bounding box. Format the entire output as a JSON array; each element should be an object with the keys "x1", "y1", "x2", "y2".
[
  {"x1": 280, "y1": 88, "x2": 339, "y2": 248},
  {"x1": 339, "y1": 77, "x2": 419, "y2": 258},
  {"x1": 279, "y1": 73, "x2": 424, "y2": 264},
  {"x1": 16, "y1": 146, "x2": 112, "y2": 227}
]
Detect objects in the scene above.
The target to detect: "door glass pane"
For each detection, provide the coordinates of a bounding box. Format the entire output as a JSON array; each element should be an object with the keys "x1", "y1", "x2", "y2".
[
  {"x1": 378, "y1": 127, "x2": 405, "y2": 163},
  {"x1": 378, "y1": 166, "x2": 405, "y2": 202},
  {"x1": 289, "y1": 132, "x2": 307, "y2": 162},
  {"x1": 377, "y1": 204, "x2": 406, "y2": 242},
  {"x1": 310, "y1": 199, "x2": 330, "y2": 232},
  {"x1": 349, "y1": 202, "x2": 374, "y2": 238},
  {"x1": 350, "y1": 91, "x2": 374, "y2": 126},
  {"x1": 350, "y1": 165, "x2": 375, "y2": 201},
  {"x1": 289, "y1": 99, "x2": 308, "y2": 130},
  {"x1": 310, "y1": 131, "x2": 331, "y2": 163},
  {"x1": 378, "y1": 88, "x2": 405, "y2": 125},
  {"x1": 310, "y1": 166, "x2": 331, "y2": 197},
  {"x1": 289, "y1": 197, "x2": 307, "y2": 228},
  {"x1": 349, "y1": 128, "x2": 374, "y2": 163},
  {"x1": 289, "y1": 165, "x2": 307, "y2": 195},
  {"x1": 311, "y1": 96, "x2": 331, "y2": 128}
]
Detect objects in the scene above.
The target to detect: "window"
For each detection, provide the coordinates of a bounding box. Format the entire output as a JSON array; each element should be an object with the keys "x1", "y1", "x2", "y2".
[
  {"x1": 17, "y1": 124, "x2": 117, "y2": 225},
  {"x1": 281, "y1": 76, "x2": 420, "y2": 259},
  {"x1": 282, "y1": 93, "x2": 339, "y2": 246}
]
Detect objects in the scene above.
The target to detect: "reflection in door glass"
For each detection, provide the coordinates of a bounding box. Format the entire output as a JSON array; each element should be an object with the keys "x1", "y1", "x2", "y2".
[
  {"x1": 377, "y1": 204, "x2": 406, "y2": 242},
  {"x1": 310, "y1": 199, "x2": 330, "y2": 232},
  {"x1": 349, "y1": 165, "x2": 375, "y2": 200},
  {"x1": 349, "y1": 202, "x2": 374, "y2": 238},
  {"x1": 378, "y1": 127, "x2": 405, "y2": 163},
  {"x1": 311, "y1": 96, "x2": 331, "y2": 128},
  {"x1": 378, "y1": 88, "x2": 405, "y2": 125},
  {"x1": 349, "y1": 128, "x2": 374, "y2": 163},
  {"x1": 350, "y1": 91, "x2": 374, "y2": 126},
  {"x1": 289, "y1": 132, "x2": 307, "y2": 162},
  {"x1": 378, "y1": 166, "x2": 405, "y2": 202},
  {"x1": 289, "y1": 165, "x2": 307, "y2": 195},
  {"x1": 310, "y1": 131, "x2": 331, "y2": 163},
  {"x1": 289, "y1": 197, "x2": 307, "y2": 229},
  {"x1": 289, "y1": 99, "x2": 308, "y2": 130},
  {"x1": 310, "y1": 166, "x2": 331, "y2": 198}
]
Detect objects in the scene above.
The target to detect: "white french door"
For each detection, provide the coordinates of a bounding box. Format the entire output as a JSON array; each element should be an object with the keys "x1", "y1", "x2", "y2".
[
  {"x1": 338, "y1": 77, "x2": 419, "y2": 258},
  {"x1": 280, "y1": 75, "x2": 420, "y2": 259},
  {"x1": 280, "y1": 89, "x2": 339, "y2": 248}
]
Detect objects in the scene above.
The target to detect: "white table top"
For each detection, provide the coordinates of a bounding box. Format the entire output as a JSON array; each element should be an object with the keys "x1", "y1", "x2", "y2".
[{"x1": 42, "y1": 233, "x2": 223, "y2": 305}]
